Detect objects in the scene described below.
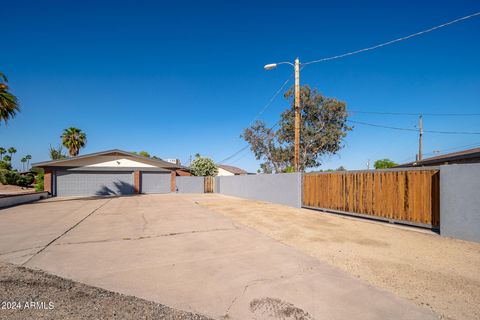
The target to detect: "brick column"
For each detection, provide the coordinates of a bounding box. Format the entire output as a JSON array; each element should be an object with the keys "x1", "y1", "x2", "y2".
[
  {"x1": 170, "y1": 171, "x2": 176, "y2": 192},
  {"x1": 134, "y1": 171, "x2": 141, "y2": 194},
  {"x1": 44, "y1": 170, "x2": 52, "y2": 195}
]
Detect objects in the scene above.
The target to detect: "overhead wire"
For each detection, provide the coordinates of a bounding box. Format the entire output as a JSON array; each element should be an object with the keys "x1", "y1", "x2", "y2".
[
  {"x1": 349, "y1": 110, "x2": 480, "y2": 116},
  {"x1": 348, "y1": 120, "x2": 480, "y2": 135},
  {"x1": 302, "y1": 11, "x2": 480, "y2": 65}
]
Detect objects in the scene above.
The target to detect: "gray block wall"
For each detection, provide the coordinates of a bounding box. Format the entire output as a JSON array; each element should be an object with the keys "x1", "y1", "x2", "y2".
[
  {"x1": 176, "y1": 176, "x2": 205, "y2": 193},
  {"x1": 440, "y1": 164, "x2": 480, "y2": 243},
  {"x1": 216, "y1": 173, "x2": 302, "y2": 208},
  {"x1": 0, "y1": 192, "x2": 49, "y2": 209}
]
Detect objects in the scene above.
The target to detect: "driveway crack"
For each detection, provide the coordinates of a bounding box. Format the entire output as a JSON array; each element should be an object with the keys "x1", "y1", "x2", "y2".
[
  {"x1": 54, "y1": 227, "x2": 238, "y2": 246},
  {"x1": 21, "y1": 198, "x2": 112, "y2": 266}
]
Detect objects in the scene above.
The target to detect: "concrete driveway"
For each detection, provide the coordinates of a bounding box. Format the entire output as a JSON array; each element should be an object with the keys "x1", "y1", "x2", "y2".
[{"x1": 0, "y1": 194, "x2": 436, "y2": 319}]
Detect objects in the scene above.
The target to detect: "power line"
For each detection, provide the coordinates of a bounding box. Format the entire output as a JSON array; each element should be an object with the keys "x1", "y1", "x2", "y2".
[
  {"x1": 219, "y1": 74, "x2": 293, "y2": 163},
  {"x1": 303, "y1": 11, "x2": 480, "y2": 65},
  {"x1": 251, "y1": 75, "x2": 292, "y2": 123},
  {"x1": 348, "y1": 120, "x2": 480, "y2": 135},
  {"x1": 349, "y1": 110, "x2": 480, "y2": 116},
  {"x1": 218, "y1": 121, "x2": 281, "y2": 164}
]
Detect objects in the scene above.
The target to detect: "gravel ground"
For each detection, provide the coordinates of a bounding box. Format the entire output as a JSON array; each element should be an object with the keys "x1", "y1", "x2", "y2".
[
  {"x1": 193, "y1": 194, "x2": 480, "y2": 320},
  {"x1": 0, "y1": 263, "x2": 212, "y2": 320}
]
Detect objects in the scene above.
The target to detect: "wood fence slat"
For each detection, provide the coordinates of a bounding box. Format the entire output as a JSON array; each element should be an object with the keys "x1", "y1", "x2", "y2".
[{"x1": 303, "y1": 169, "x2": 439, "y2": 227}]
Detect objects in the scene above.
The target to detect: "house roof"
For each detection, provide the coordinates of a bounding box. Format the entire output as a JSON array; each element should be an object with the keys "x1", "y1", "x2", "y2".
[
  {"x1": 396, "y1": 147, "x2": 480, "y2": 167},
  {"x1": 217, "y1": 164, "x2": 248, "y2": 174},
  {"x1": 32, "y1": 149, "x2": 188, "y2": 170}
]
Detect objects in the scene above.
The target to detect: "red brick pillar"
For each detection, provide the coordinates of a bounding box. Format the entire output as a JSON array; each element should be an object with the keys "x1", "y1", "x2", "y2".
[
  {"x1": 134, "y1": 171, "x2": 141, "y2": 194},
  {"x1": 44, "y1": 170, "x2": 52, "y2": 195},
  {"x1": 170, "y1": 171, "x2": 176, "y2": 192}
]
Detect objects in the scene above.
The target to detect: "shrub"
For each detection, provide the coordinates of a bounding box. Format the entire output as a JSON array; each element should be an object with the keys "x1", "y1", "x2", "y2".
[
  {"x1": 0, "y1": 170, "x2": 21, "y2": 185},
  {"x1": 0, "y1": 161, "x2": 12, "y2": 170},
  {"x1": 190, "y1": 156, "x2": 218, "y2": 176},
  {"x1": 35, "y1": 170, "x2": 44, "y2": 191}
]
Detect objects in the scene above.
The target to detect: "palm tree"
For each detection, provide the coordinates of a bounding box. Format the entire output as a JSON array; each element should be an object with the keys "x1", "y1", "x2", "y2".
[
  {"x1": 3, "y1": 155, "x2": 11, "y2": 163},
  {"x1": 0, "y1": 72, "x2": 20, "y2": 125},
  {"x1": 20, "y1": 157, "x2": 27, "y2": 171},
  {"x1": 0, "y1": 147, "x2": 5, "y2": 159},
  {"x1": 25, "y1": 154, "x2": 32, "y2": 169},
  {"x1": 7, "y1": 147, "x2": 16, "y2": 160},
  {"x1": 61, "y1": 127, "x2": 87, "y2": 156}
]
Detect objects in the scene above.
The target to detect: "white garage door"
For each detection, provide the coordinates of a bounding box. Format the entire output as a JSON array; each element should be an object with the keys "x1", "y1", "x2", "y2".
[
  {"x1": 141, "y1": 172, "x2": 171, "y2": 194},
  {"x1": 56, "y1": 171, "x2": 134, "y2": 197}
]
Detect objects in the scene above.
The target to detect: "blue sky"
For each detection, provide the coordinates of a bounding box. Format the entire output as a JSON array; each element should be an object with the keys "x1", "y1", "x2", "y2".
[{"x1": 1, "y1": 0, "x2": 479, "y2": 172}]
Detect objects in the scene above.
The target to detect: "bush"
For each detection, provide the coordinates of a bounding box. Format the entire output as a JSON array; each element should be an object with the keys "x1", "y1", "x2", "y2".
[
  {"x1": 35, "y1": 170, "x2": 44, "y2": 191},
  {"x1": 0, "y1": 170, "x2": 21, "y2": 185},
  {"x1": 190, "y1": 156, "x2": 218, "y2": 176},
  {"x1": 0, "y1": 161, "x2": 12, "y2": 170}
]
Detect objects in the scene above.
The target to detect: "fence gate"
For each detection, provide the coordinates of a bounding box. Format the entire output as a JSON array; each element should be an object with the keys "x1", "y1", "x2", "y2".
[
  {"x1": 303, "y1": 169, "x2": 440, "y2": 228},
  {"x1": 204, "y1": 176, "x2": 215, "y2": 193}
]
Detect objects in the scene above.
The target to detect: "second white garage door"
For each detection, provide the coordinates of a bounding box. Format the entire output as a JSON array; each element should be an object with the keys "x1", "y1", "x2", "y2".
[{"x1": 141, "y1": 172, "x2": 171, "y2": 193}]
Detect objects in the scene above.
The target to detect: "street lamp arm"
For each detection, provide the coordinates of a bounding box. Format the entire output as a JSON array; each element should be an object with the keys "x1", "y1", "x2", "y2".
[{"x1": 264, "y1": 61, "x2": 295, "y2": 70}]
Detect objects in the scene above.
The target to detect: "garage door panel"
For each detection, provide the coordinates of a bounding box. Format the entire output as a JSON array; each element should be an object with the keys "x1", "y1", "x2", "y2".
[
  {"x1": 141, "y1": 172, "x2": 170, "y2": 194},
  {"x1": 56, "y1": 171, "x2": 134, "y2": 197}
]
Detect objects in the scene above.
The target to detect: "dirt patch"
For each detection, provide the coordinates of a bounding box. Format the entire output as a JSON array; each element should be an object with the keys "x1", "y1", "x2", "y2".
[
  {"x1": 0, "y1": 185, "x2": 35, "y2": 197},
  {"x1": 250, "y1": 298, "x2": 313, "y2": 320},
  {"x1": 0, "y1": 263, "x2": 212, "y2": 320},
  {"x1": 195, "y1": 195, "x2": 480, "y2": 320}
]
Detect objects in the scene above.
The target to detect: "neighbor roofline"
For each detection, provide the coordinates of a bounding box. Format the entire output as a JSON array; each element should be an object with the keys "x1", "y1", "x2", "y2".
[{"x1": 31, "y1": 149, "x2": 189, "y2": 170}]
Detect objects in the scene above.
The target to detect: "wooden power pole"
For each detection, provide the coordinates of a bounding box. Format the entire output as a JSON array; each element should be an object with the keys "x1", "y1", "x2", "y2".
[
  {"x1": 418, "y1": 115, "x2": 423, "y2": 161},
  {"x1": 294, "y1": 57, "x2": 301, "y2": 172}
]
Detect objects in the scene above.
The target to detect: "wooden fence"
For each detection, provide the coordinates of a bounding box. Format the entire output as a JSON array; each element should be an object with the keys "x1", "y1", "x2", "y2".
[
  {"x1": 303, "y1": 169, "x2": 440, "y2": 227},
  {"x1": 204, "y1": 176, "x2": 215, "y2": 193}
]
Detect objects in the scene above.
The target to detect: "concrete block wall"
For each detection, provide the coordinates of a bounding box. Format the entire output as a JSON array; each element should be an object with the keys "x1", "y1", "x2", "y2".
[
  {"x1": 176, "y1": 176, "x2": 205, "y2": 193},
  {"x1": 440, "y1": 164, "x2": 480, "y2": 243},
  {"x1": 0, "y1": 192, "x2": 49, "y2": 209},
  {"x1": 216, "y1": 173, "x2": 302, "y2": 208}
]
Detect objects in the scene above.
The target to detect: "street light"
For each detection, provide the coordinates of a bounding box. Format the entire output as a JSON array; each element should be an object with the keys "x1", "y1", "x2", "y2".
[{"x1": 264, "y1": 58, "x2": 301, "y2": 172}]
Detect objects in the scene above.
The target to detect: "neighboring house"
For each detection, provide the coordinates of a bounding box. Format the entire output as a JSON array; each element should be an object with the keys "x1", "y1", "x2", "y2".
[
  {"x1": 32, "y1": 149, "x2": 188, "y2": 197},
  {"x1": 395, "y1": 147, "x2": 480, "y2": 168},
  {"x1": 217, "y1": 164, "x2": 248, "y2": 176}
]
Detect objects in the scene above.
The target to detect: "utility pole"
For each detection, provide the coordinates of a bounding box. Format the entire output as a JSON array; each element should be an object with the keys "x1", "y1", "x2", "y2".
[
  {"x1": 264, "y1": 58, "x2": 301, "y2": 172},
  {"x1": 418, "y1": 115, "x2": 423, "y2": 161},
  {"x1": 294, "y1": 58, "x2": 301, "y2": 172}
]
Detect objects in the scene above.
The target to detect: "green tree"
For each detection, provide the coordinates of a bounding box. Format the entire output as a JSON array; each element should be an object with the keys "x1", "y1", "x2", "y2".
[
  {"x1": 374, "y1": 158, "x2": 398, "y2": 169},
  {"x1": 190, "y1": 155, "x2": 218, "y2": 176},
  {"x1": 0, "y1": 147, "x2": 5, "y2": 158},
  {"x1": 20, "y1": 157, "x2": 27, "y2": 171},
  {"x1": 138, "y1": 151, "x2": 150, "y2": 158},
  {"x1": 243, "y1": 85, "x2": 351, "y2": 173},
  {"x1": 7, "y1": 147, "x2": 16, "y2": 160},
  {"x1": 0, "y1": 72, "x2": 20, "y2": 125},
  {"x1": 49, "y1": 145, "x2": 67, "y2": 160},
  {"x1": 3, "y1": 155, "x2": 11, "y2": 163},
  {"x1": 336, "y1": 166, "x2": 346, "y2": 171},
  {"x1": 61, "y1": 127, "x2": 87, "y2": 156}
]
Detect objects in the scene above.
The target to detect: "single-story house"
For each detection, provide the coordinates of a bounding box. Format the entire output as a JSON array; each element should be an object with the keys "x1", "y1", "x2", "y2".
[
  {"x1": 32, "y1": 149, "x2": 189, "y2": 197},
  {"x1": 395, "y1": 147, "x2": 480, "y2": 168},
  {"x1": 216, "y1": 164, "x2": 248, "y2": 176}
]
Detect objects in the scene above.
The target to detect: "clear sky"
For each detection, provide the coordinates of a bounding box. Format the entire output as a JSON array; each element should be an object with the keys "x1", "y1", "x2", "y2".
[{"x1": 1, "y1": 0, "x2": 479, "y2": 172}]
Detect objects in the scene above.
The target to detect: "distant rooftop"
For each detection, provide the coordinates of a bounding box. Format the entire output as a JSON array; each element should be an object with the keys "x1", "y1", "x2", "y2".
[
  {"x1": 396, "y1": 147, "x2": 480, "y2": 167},
  {"x1": 217, "y1": 164, "x2": 248, "y2": 175}
]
